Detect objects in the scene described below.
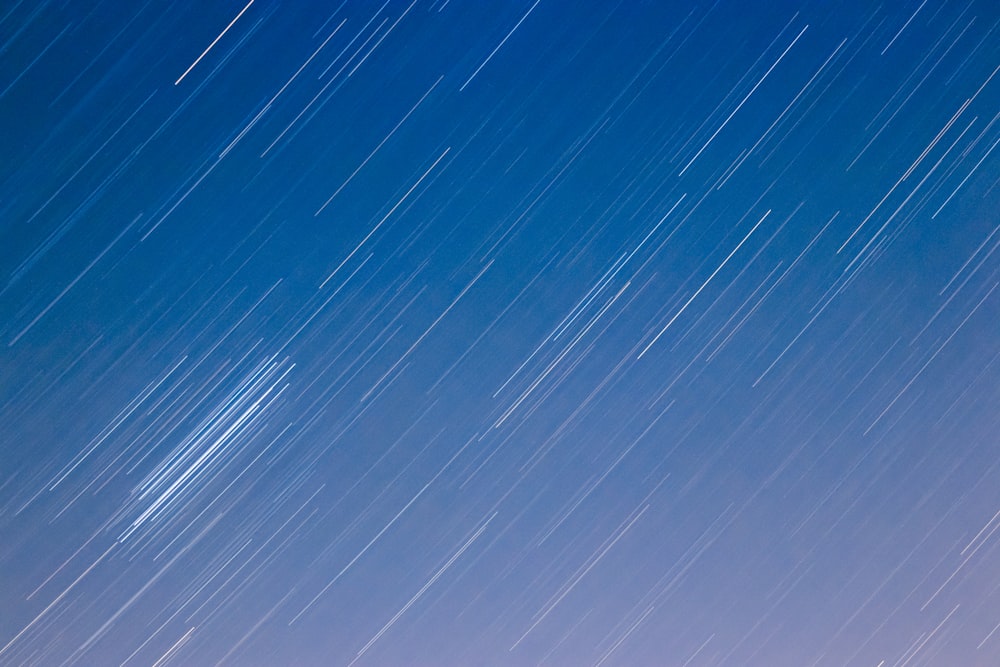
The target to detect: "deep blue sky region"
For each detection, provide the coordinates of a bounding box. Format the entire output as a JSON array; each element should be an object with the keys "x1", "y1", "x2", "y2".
[{"x1": 2, "y1": 1, "x2": 1000, "y2": 665}]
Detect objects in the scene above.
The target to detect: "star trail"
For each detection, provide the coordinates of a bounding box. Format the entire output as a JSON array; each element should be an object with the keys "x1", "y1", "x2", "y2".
[{"x1": 1, "y1": 1, "x2": 999, "y2": 665}]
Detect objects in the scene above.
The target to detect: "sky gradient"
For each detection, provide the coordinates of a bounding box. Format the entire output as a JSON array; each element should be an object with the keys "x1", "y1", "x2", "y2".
[{"x1": 2, "y1": 1, "x2": 1000, "y2": 665}]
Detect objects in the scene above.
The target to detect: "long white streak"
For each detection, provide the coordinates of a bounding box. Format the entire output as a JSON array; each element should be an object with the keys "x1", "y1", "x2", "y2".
[
  {"x1": 511, "y1": 506, "x2": 649, "y2": 650},
  {"x1": 932, "y1": 133, "x2": 1000, "y2": 219},
  {"x1": 639, "y1": 210, "x2": 769, "y2": 358},
  {"x1": 347, "y1": 0, "x2": 418, "y2": 77},
  {"x1": 880, "y1": 0, "x2": 927, "y2": 55},
  {"x1": 291, "y1": 436, "x2": 475, "y2": 625},
  {"x1": 46, "y1": 355, "x2": 187, "y2": 490},
  {"x1": 495, "y1": 281, "x2": 629, "y2": 428},
  {"x1": 219, "y1": 20, "x2": 345, "y2": 159},
  {"x1": 350, "y1": 514, "x2": 496, "y2": 664},
  {"x1": 397, "y1": 260, "x2": 494, "y2": 364},
  {"x1": 9, "y1": 213, "x2": 142, "y2": 346},
  {"x1": 866, "y1": 281, "x2": 998, "y2": 435},
  {"x1": 289, "y1": 482, "x2": 432, "y2": 625},
  {"x1": 962, "y1": 508, "x2": 1000, "y2": 556},
  {"x1": 69, "y1": 517, "x2": 221, "y2": 663},
  {"x1": 317, "y1": 147, "x2": 450, "y2": 283},
  {"x1": 150, "y1": 627, "x2": 195, "y2": 667},
  {"x1": 460, "y1": 0, "x2": 541, "y2": 91},
  {"x1": 316, "y1": 76, "x2": 443, "y2": 215},
  {"x1": 679, "y1": 26, "x2": 807, "y2": 176},
  {"x1": 0, "y1": 543, "x2": 117, "y2": 658},
  {"x1": 594, "y1": 605, "x2": 657, "y2": 667},
  {"x1": 175, "y1": 0, "x2": 255, "y2": 85}
]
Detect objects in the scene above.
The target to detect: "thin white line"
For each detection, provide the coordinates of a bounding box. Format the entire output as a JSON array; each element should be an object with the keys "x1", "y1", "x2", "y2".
[
  {"x1": 679, "y1": 26, "x2": 807, "y2": 176},
  {"x1": 460, "y1": 0, "x2": 540, "y2": 91},
  {"x1": 639, "y1": 210, "x2": 770, "y2": 358},
  {"x1": 175, "y1": 0, "x2": 255, "y2": 85}
]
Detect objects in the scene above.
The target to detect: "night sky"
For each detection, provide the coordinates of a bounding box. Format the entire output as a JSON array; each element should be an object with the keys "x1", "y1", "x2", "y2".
[{"x1": 2, "y1": 1, "x2": 999, "y2": 665}]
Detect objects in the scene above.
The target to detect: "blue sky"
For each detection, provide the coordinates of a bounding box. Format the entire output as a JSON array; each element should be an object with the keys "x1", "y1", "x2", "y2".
[{"x1": 2, "y1": 1, "x2": 999, "y2": 664}]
